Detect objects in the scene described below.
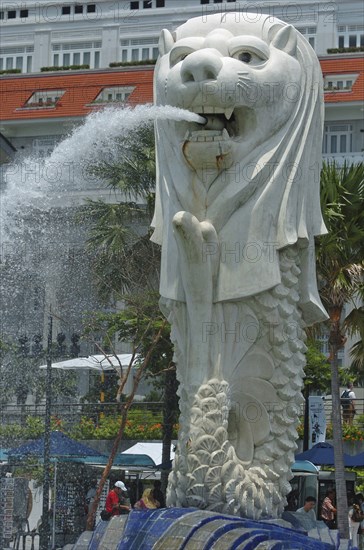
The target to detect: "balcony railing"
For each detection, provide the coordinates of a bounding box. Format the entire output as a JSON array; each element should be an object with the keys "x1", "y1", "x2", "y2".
[{"x1": 322, "y1": 152, "x2": 364, "y2": 166}]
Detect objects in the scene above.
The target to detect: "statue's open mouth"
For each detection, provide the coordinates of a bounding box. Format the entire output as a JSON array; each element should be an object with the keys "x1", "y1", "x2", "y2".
[{"x1": 184, "y1": 106, "x2": 256, "y2": 142}]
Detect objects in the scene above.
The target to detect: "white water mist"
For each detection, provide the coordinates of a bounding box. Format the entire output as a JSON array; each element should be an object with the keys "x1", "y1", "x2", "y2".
[{"x1": 0, "y1": 104, "x2": 204, "y2": 242}]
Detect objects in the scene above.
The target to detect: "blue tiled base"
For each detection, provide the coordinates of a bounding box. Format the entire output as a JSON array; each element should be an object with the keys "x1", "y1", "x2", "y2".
[{"x1": 84, "y1": 508, "x2": 336, "y2": 550}]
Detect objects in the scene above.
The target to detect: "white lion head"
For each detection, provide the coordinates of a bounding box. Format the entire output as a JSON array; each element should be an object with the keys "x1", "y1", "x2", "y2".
[{"x1": 152, "y1": 13, "x2": 327, "y2": 326}]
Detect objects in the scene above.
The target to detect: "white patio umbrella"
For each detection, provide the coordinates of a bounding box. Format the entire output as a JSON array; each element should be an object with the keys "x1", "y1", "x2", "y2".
[
  {"x1": 38, "y1": 353, "x2": 139, "y2": 372},
  {"x1": 39, "y1": 354, "x2": 140, "y2": 407}
]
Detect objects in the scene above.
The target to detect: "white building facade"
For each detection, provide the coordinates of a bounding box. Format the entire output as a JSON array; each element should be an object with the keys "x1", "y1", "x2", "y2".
[
  {"x1": 0, "y1": 0, "x2": 363, "y2": 73},
  {"x1": 1, "y1": 1, "x2": 363, "y2": 167}
]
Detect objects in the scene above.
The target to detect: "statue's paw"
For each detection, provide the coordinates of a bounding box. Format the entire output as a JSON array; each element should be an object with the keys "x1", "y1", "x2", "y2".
[{"x1": 172, "y1": 211, "x2": 218, "y2": 266}]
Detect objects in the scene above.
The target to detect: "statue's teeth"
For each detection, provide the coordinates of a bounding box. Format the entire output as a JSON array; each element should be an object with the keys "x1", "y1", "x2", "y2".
[{"x1": 225, "y1": 108, "x2": 234, "y2": 120}]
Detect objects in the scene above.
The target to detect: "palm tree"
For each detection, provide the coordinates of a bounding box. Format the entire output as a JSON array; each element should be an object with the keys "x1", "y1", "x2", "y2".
[
  {"x1": 316, "y1": 161, "x2": 364, "y2": 537},
  {"x1": 82, "y1": 125, "x2": 160, "y2": 301}
]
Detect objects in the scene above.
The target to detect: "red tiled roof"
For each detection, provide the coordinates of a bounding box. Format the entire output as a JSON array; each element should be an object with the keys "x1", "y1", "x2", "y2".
[
  {"x1": 0, "y1": 57, "x2": 363, "y2": 121},
  {"x1": 320, "y1": 56, "x2": 364, "y2": 103},
  {"x1": 0, "y1": 68, "x2": 154, "y2": 121}
]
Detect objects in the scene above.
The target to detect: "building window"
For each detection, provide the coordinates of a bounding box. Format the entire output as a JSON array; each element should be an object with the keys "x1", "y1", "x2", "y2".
[
  {"x1": 92, "y1": 86, "x2": 135, "y2": 104},
  {"x1": 323, "y1": 124, "x2": 353, "y2": 155},
  {"x1": 20, "y1": 9, "x2": 28, "y2": 17},
  {"x1": 24, "y1": 90, "x2": 65, "y2": 109},
  {"x1": 54, "y1": 54, "x2": 59, "y2": 66},
  {"x1": 87, "y1": 4, "x2": 96, "y2": 12},
  {"x1": 62, "y1": 6, "x2": 71, "y2": 14},
  {"x1": 201, "y1": 0, "x2": 209, "y2": 4},
  {"x1": 326, "y1": 79, "x2": 354, "y2": 90},
  {"x1": 33, "y1": 137, "x2": 58, "y2": 157},
  {"x1": 26, "y1": 56, "x2": 32, "y2": 72},
  {"x1": 119, "y1": 37, "x2": 159, "y2": 62},
  {"x1": 337, "y1": 25, "x2": 364, "y2": 48},
  {"x1": 7, "y1": 10, "x2": 16, "y2": 18},
  {"x1": 143, "y1": 0, "x2": 152, "y2": 7},
  {"x1": 51, "y1": 42, "x2": 100, "y2": 68},
  {"x1": 0, "y1": 45, "x2": 34, "y2": 73},
  {"x1": 75, "y1": 4, "x2": 83, "y2": 13},
  {"x1": 296, "y1": 27, "x2": 316, "y2": 51},
  {"x1": 324, "y1": 73, "x2": 358, "y2": 91},
  {"x1": 156, "y1": 0, "x2": 164, "y2": 6},
  {"x1": 130, "y1": 1, "x2": 139, "y2": 8},
  {"x1": 324, "y1": 73, "x2": 359, "y2": 92}
]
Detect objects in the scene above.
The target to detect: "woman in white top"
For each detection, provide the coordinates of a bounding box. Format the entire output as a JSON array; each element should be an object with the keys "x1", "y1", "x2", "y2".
[{"x1": 348, "y1": 496, "x2": 362, "y2": 548}]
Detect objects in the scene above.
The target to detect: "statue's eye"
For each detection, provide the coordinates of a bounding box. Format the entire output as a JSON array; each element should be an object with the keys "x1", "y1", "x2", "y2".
[
  {"x1": 238, "y1": 52, "x2": 252, "y2": 63},
  {"x1": 230, "y1": 47, "x2": 268, "y2": 65}
]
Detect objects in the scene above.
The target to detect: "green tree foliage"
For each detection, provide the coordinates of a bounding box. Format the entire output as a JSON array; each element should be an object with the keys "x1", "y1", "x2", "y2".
[
  {"x1": 81, "y1": 125, "x2": 160, "y2": 302},
  {"x1": 83, "y1": 291, "x2": 176, "y2": 407},
  {"x1": 316, "y1": 161, "x2": 364, "y2": 537},
  {"x1": 304, "y1": 341, "x2": 332, "y2": 394}
]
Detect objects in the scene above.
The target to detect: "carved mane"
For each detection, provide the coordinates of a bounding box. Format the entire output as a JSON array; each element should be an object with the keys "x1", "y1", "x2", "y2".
[{"x1": 152, "y1": 14, "x2": 327, "y2": 326}]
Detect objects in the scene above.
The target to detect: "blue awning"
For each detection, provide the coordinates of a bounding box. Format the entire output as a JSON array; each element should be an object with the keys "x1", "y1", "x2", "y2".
[{"x1": 8, "y1": 431, "x2": 106, "y2": 461}]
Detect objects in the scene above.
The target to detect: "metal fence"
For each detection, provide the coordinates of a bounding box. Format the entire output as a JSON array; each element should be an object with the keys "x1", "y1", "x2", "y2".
[
  {"x1": 0, "y1": 401, "x2": 164, "y2": 430},
  {"x1": 1, "y1": 398, "x2": 364, "y2": 432}
]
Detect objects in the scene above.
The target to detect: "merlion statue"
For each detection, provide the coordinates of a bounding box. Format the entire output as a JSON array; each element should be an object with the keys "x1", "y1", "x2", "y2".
[{"x1": 151, "y1": 12, "x2": 327, "y2": 518}]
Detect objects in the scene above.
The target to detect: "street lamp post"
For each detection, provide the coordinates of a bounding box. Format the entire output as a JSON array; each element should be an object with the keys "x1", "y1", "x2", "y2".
[{"x1": 40, "y1": 313, "x2": 53, "y2": 550}]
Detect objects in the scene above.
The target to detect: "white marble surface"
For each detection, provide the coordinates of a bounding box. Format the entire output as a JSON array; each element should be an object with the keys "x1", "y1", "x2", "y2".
[{"x1": 153, "y1": 13, "x2": 327, "y2": 519}]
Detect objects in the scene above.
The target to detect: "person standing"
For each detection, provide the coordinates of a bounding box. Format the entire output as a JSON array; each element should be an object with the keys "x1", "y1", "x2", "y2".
[
  {"x1": 349, "y1": 496, "x2": 363, "y2": 548},
  {"x1": 296, "y1": 496, "x2": 317, "y2": 530},
  {"x1": 105, "y1": 481, "x2": 130, "y2": 516},
  {"x1": 320, "y1": 489, "x2": 337, "y2": 529},
  {"x1": 341, "y1": 382, "x2": 356, "y2": 425}
]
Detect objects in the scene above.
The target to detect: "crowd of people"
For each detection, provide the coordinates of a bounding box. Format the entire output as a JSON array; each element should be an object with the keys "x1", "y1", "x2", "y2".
[
  {"x1": 312, "y1": 489, "x2": 364, "y2": 548},
  {"x1": 102, "y1": 480, "x2": 364, "y2": 547},
  {"x1": 286, "y1": 488, "x2": 364, "y2": 547}
]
